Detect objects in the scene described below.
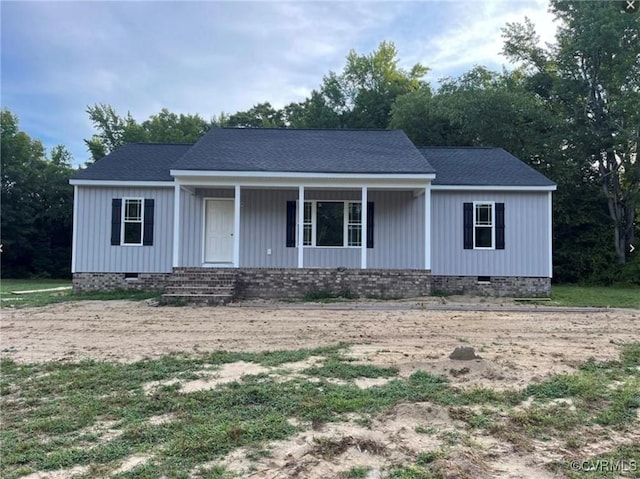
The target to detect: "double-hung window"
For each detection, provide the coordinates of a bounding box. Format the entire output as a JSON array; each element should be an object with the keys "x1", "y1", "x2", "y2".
[
  {"x1": 123, "y1": 198, "x2": 144, "y2": 245},
  {"x1": 110, "y1": 198, "x2": 155, "y2": 246},
  {"x1": 463, "y1": 201, "x2": 505, "y2": 250},
  {"x1": 474, "y1": 202, "x2": 493, "y2": 249}
]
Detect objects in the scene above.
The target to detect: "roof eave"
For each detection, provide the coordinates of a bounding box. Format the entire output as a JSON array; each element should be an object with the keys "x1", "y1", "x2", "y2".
[
  {"x1": 70, "y1": 179, "x2": 174, "y2": 187},
  {"x1": 431, "y1": 184, "x2": 557, "y2": 191},
  {"x1": 170, "y1": 169, "x2": 436, "y2": 180}
]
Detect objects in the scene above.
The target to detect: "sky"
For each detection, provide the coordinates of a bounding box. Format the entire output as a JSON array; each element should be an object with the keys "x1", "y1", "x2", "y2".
[{"x1": 1, "y1": 0, "x2": 559, "y2": 166}]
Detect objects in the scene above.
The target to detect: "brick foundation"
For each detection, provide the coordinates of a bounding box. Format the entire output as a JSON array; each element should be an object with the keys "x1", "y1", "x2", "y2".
[
  {"x1": 234, "y1": 268, "x2": 431, "y2": 300},
  {"x1": 431, "y1": 275, "x2": 550, "y2": 297},
  {"x1": 72, "y1": 272, "x2": 172, "y2": 293},
  {"x1": 73, "y1": 270, "x2": 551, "y2": 299}
]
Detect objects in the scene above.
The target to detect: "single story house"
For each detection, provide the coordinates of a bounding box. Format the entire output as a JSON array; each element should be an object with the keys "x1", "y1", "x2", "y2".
[{"x1": 70, "y1": 128, "x2": 556, "y2": 301}]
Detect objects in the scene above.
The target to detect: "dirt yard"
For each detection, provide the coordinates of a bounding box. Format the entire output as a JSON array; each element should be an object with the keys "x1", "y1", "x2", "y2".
[
  {"x1": 1, "y1": 300, "x2": 638, "y2": 479},
  {"x1": 1, "y1": 299, "x2": 638, "y2": 387}
]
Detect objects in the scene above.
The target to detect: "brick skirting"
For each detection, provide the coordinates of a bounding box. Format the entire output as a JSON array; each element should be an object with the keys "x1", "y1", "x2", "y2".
[
  {"x1": 73, "y1": 270, "x2": 551, "y2": 298},
  {"x1": 431, "y1": 275, "x2": 551, "y2": 297},
  {"x1": 234, "y1": 268, "x2": 431, "y2": 299},
  {"x1": 72, "y1": 272, "x2": 172, "y2": 293}
]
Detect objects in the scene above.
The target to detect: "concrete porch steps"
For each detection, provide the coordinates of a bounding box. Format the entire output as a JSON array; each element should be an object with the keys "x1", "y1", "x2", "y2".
[{"x1": 160, "y1": 268, "x2": 238, "y2": 306}]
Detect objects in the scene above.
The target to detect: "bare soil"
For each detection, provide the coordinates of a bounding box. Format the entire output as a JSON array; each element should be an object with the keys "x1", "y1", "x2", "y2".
[{"x1": 1, "y1": 299, "x2": 638, "y2": 478}]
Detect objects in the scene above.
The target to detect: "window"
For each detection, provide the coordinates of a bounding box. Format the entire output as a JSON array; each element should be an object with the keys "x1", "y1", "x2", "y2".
[
  {"x1": 316, "y1": 202, "x2": 344, "y2": 246},
  {"x1": 474, "y1": 203, "x2": 493, "y2": 249},
  {"x1": 463, "y1": 202, "x2": 504, "y2": 250},
  {"x1": 302, "y1": 201, "x2": 313, "y2": 246},
  {"x1": 111, "y1": 198, "x2": 154, "y2": 246},
  {"x1": 123, "y1": 199, "x2": 144, "y2": 245},
  {"x1": 347, "y1": 202, "x2": 362, "y2": 247},
  {"x1": 290, "y1": 200, "x2": 372, "y2": 248}
]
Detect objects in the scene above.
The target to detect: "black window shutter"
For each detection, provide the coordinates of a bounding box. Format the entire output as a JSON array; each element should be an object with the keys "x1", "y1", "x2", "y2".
[
  {"x1": 463, "y1": 202, "x2": 473, "y2": 249},
  {"x1": 366, "y1": 202, "x2": 374, "y2": 248},
  {"x1": 495, "y1": 202, "x2": 505, "y2": 250},
  {"x1": 143, "y1": 199, "x2": 155, "y2": 246},
  {"x1": 286, "y1": 201, "x2": 296, "y2": 247},
  {"x1": 111, "y1": 198, "x2": 122, "y2": 245}
]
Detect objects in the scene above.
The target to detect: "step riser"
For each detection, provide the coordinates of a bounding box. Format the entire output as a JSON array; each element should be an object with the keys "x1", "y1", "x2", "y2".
[{"x1": 161, "y1": 270, "x2": 238, "y2": 306}]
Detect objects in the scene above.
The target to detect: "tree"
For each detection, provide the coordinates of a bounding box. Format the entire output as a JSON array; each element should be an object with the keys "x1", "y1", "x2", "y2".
[
  {"x1": 84, "y1": 104, "x2": 214, "y2": 163},
  {"x1": 142, "y1": 108, "x2": 211, "y2": 143},
  {"x1": 503, "y1": 2, "x2": 640, "y2": 263},
  {"x1": 276, "y1": 42, "x2": 431, "y2": 130},
  {"x1": 283, "y1": 91, "x2": 342, "y2": 128},
  {"x1": 84, "y1": 104, "x2": 129, "y2": 162},
  {"x1": 224, "y1": 102, "x2": 285, "y2": 128},
  {"x1": 1, "y1": 109, "x2": 74, "y2": 278}
]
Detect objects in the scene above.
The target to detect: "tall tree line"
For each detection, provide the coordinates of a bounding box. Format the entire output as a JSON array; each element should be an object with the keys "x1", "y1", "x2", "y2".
[
  {"x1": 1, "y1": 110, "x2": 75, "y2": 278},
  {"x1": 2, "y1": 1, "x2": 637, "y2": 282}
]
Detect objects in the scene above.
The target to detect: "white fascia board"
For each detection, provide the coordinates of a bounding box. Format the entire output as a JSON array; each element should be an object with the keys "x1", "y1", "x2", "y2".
[
  {"x1": 70, "y1": 179, "x2": 174, "y2": 187},
  {"x1": 431, "y1": 184, "x2": 557, "y2": 192},
  {"x1": 170, "y1": 170, "x2": 436, "y2": 181},
  {"x1": 173, "y1": 173, "x2": 434, "y2": 189},
  {"x1": 176, "y1": 178, "x2": 433, "y2": 189}
]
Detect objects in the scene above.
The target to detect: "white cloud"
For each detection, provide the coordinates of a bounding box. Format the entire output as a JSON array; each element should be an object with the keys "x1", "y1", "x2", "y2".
[
  {"x1": 410, "y1": 0, "x2": 557, "y2": 84},
  {"x1": 1, "y1": 0, "x2": 559, "y2": 164}
]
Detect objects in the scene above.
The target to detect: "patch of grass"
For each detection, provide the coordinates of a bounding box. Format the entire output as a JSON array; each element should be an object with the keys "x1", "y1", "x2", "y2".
[
  {"x1": 416, "y1": 450, "x2": 444, "y2": 466},
  {"x1": 2, "y1": 344, "x2": 638, "y2": 479},
  {"x1": 549, "y1": 284, "x2": 640, "y2": 308},
  {"x1": 430, "y1": 289, "x2": 459, "y2": 298},
  {"x1": 339, "y1": 466, "x2": 371, "y2": 478},
  {"x1": 388, "y1": 465, "x2": 442, "y2": 479},
  {"x1": 0, "y1": 279, "x2": 71, "y2": 293},
  {"x1": 303, "y1": 357, "x2": 399, "y2": 380},
  {"x1": 621, "y1": 342, "x2": 640, "y2": 367},
  {"x1": 0, "y1": 281, "x2": 160, "y2": 308}
]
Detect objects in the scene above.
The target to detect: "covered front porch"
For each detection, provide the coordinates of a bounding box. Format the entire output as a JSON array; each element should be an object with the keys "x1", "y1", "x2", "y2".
[{"x1": 171, "y1": 175, "x2": 433, "y2": 271}]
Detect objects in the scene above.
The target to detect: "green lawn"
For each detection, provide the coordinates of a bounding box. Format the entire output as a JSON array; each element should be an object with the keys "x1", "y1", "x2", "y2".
[
  {"x1": 550, "y1": 284, "x2": 640, "y2": 309},
  {"x1": 0, "y1": 279, "x2": 158, "y2": 309},
  {"x1": 0, "y1": 279, "x2": 71, "y2": 294},
  {"x1": 2, "y1": 279, "x2": 638, "y2": 309},
  {"x1": 1, "y1": 343, "x2": 638, "y2": 479}
]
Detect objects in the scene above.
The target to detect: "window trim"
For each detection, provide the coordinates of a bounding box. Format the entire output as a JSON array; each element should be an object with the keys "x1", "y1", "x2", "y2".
[
  {"x1": 296, "y1": 200, "x2": 362, "y2": 248},
  {"x1": 473, "y1": 201, "x2": 495, "y2": 250},
  {"x1": 121, "y1": 197, "x2": 144, "y2": 246}
]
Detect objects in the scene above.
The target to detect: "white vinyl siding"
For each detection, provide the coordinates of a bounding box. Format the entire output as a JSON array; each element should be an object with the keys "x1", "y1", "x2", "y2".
[
  {"x1": 432, "y1": 191, "x2": 551, "y2": 277},
  {"x1": 75, "y1": 187, "x2": 173, "y2": 273}
]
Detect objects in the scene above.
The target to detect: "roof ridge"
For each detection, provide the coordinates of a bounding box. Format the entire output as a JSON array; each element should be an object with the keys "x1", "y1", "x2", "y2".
[
  {"x1": 218, "y1": 127, "x2": 400, "y2": 132},
  {"x1": 418, "y1": 146, "x2": 499, "y2": 150},
  {"x1": 126, "y1": 142, "x2": 195, "y2": 146}
]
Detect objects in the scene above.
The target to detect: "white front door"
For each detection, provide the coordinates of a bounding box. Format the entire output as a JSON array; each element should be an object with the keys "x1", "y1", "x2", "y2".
[{"x1": 204, "y1": 200, "x2": 234, "y2": 263}]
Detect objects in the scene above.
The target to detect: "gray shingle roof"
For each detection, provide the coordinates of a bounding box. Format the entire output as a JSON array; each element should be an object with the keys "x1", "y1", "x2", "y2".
[
  {"x1": 72, "y1": 143, "x2": 193, "y2": 181},
  {"x1": 71, "y1": 132, "x2": 555, "y2": 188},
  {"x1": 419, "y1": 147, "x2": 556, "y2": 187},
  {"x1": 172, "y1": 128, "x2": 435, "y2": 174}
]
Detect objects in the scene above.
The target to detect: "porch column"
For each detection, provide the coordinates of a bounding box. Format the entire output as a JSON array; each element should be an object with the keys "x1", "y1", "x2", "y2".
[
  {"x1": 298, "y1": 186, "x2": 304, "y2": 268},
  {"x1": 233, "y1": 185, "x2": 241, "y2": 267},
  {"x1": 424, "y1": 183, "x2": 431, "y2": 270},
  {"x1": 547, "y1": 191, "x2": 553, "y2": 278},
  {"x1": 71, "y1": 185, "x2": 78, "y2": 273},
  {"x1": 361, "y1": 186, "x2": 367, "y2": 269},
  {"x1": 172, "y1": 181, "x2": 181, "y2": 268}
]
